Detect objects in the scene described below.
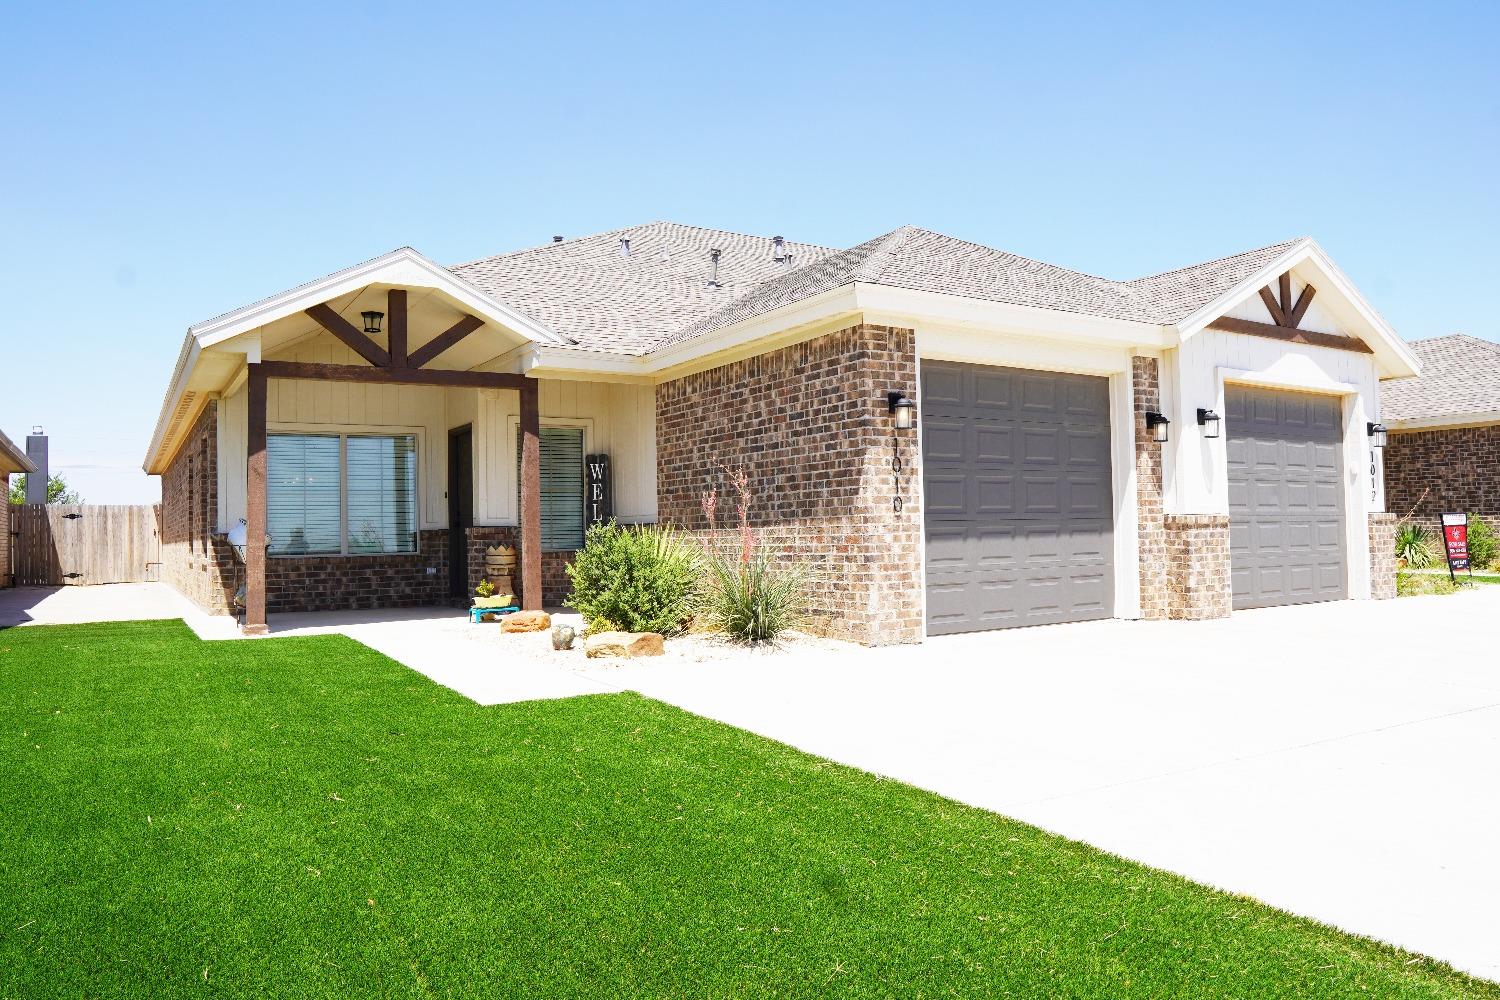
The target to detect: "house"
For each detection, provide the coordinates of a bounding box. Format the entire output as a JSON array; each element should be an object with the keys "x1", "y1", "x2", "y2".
[
  {"x1": 0, "y1": 427, "x2": 39, "y2": 588},
  {"x1": 143, "y1": 222, "x2": 1419, "y2": 641},
  {"x1": 1382, "y1": 334, "x2": 1500, "y2": 531}
]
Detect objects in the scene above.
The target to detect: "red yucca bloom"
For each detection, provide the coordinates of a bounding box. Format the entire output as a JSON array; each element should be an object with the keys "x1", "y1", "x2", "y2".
[{"x1": 700, "y1": 488, "x2": 718, "y2": 529}]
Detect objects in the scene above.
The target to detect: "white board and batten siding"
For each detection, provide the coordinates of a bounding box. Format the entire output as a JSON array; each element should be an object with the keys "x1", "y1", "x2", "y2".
[
  {"x1": 216, "y1": 339, "x2": 657, "y2": 532},
  {"x1": 1160, "y1": 271, "x2": 1384, "y2": 599}
]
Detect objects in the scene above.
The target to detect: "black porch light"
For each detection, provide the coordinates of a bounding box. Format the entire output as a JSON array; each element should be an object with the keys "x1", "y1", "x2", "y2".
[
  {"x1": 1197, "y1": 407, "x2": 1221, "y2": 439},
  {"x1": 888, "y1": 391, "x2": 917, "y2": 430},
  {"x1": 1367, "y1": 422, "x2": 1388, "y2": 448},
  {"x1": 361, "y1": 310, "x2": 384, "y2": 335},
  {"x1": 1145, "y1": 411, "x2": 1170, "y2": 443}
]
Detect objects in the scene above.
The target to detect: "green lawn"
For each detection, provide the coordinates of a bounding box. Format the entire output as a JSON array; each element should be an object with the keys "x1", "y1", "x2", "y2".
[{"x1": 1, "y1": 622, "x2": 1494, "y2": 999}]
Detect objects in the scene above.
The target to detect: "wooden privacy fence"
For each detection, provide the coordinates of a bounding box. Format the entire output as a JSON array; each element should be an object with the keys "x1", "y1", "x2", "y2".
[{"x1": 8, "y1": 504, "x2": 161, "y2": 586}]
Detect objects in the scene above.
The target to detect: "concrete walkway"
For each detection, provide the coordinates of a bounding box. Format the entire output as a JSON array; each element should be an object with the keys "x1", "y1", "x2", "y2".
[{"x1": 6, "y1": 581, "x2": 1499, "y2": 979}]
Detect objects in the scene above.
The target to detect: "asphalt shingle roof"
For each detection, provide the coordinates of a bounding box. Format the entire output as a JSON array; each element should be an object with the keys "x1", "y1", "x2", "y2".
[
  {"x1": 1382, "y1": 334, "x2": 1500, "y2": 423},
  {"x1": 450, "y1": 222, "x2": 1306, "y2": 355}
]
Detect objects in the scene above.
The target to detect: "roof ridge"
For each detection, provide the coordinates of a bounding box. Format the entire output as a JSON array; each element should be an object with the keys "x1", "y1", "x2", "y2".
[
  {"x1": 853, "y1": 226, "x2": 917, "y2": 282},
  {"x1": 449, "y1": 220, "x2": 837, "y2": 271},
  {"x1": 1126, "y1": 237, "x2": 1307, "y2": 284}
]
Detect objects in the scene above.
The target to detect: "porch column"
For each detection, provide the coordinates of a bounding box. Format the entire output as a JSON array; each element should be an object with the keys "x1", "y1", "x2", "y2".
[
  {"x1": 244, "y1": 363, "x2": 269, "y2": 635},
  {"x1": 519, "y1": 378, "x2": 542, "y2": 610}
]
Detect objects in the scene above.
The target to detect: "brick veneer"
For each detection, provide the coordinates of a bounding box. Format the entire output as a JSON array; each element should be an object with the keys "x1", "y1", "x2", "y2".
[
  {"x1": 1, "y1": 472, "x2": 9, "y2": 587},
  {"x1": 656, "y1": 323, "x2": 923, "y2": 645},
  {"x1": 464, "y1": 525, "x2": 572, "y2": 607},
  {"x1": 1368, "y1": 512, "x2": 1397, "y2": 600},
  {"x1": 1132, "y1": 357, "x2": 1169, "y2": 620},
  {"x1": 1164, "y1": 515, "x2": 1232, "y2": 619},
  {"x1": 160, "y1": 401, "x2": 237, "y2": 613},
  {"x1": 1384, "y1": 425, "x2": 1500, "y2": 532},
  {"x1": 266, "y1": 530, "x2": 448, "y2": 613}
]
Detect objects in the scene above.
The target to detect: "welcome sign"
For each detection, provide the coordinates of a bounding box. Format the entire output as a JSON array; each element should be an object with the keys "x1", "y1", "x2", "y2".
[{"x1": 586, "y1": 454, "x2": 612, "y2": 525}]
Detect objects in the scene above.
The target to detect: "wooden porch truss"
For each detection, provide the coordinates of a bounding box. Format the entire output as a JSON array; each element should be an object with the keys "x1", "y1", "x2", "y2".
[
  {"x1": 1206, "y1": 273, "x2": 1372, "y2": 354},
  {"x1": 243, "y1": 289, "x2": 542, "y2": 634}
]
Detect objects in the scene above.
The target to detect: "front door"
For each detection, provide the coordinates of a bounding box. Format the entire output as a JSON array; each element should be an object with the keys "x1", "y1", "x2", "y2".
[{"x1": 448, "y1": 426, "x2": 473, "y2": 599}]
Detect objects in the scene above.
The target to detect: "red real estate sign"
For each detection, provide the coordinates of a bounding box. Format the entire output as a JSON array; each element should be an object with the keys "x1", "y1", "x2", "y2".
[{"x1": 1441, "y1": 512, "x2": 1470, "y2": 577}]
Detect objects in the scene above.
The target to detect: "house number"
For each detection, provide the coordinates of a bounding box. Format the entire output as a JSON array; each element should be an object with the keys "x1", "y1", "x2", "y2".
[{"x1": 892, "y1": 435, "x2": 906, "y2": 513}]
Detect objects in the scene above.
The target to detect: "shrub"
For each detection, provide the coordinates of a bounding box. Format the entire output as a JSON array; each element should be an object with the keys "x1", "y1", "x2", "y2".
[
  {"x1": 1396, "y1": 570, "x2": 1464, "y2": 597},
  {"x1": 1467, "y1": 516, "x2": 1497, "y2": 570},
  {"x1": 564, "y1": 521, "x2": 698, "y2": 635},
  {"x1": 696, "y1": 464, "x2": 809, "y2": 644},
  {"x1": 1394, "y1": 523, "x2": 1436, "y2": 568}
]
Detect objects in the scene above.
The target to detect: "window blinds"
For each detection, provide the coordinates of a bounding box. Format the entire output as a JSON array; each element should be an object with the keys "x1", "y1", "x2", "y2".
[
  {"x1": 516, "y1": 427, "x2": 585, "y2": 550},
  {"x1": 346, "y1": 435, "x2": 418, "y2": 554},
  {"x1": 267, "y1": 435, "x2": 341, "y2": 555},
  {"x1": 266, "y1": 433, "x2": 418, "y2": 556}
]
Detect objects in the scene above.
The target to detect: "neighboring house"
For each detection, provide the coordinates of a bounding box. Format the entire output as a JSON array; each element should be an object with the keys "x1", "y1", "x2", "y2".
[
  {"x1": 143, "y1": 222, "x2": 1419, "y2": 641},
  {"x1": 1382, "y1": 334, "x2": 1500, "y2": 530},
  {"x1": 0, "y1": 427, "x2": 38, "y2": 588}
]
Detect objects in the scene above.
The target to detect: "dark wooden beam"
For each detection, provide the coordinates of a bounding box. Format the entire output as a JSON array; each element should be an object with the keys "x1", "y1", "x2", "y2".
[
  {"x1": 1286, "y1": 283, "x2": 1316, "y2": 330},
  {"x1": 244, "y1": 364, "x2": 269, "y2": 635},
  {"x1": 1278, "y1": 273, "x2": 1292, "y2": 316},
  {"x1": 387, "y1": 289, "x2": 408, "y2": 367},
  {"x1": 1207, "y1": 315, "x2": 1373, "y2": 354},
  {"x1": 408, "y1": 314, "x2": 485, "y2": 369},
  {"x1": 305, "y1": 303, "x2": 390, "y2": 367},
  {"x1": 1258, "y1": 286, "x2": 1287, "y2": 327},
  {"x1": 257, "y1": 360, "x2": 527, "y2": 390},
  {"x1": 519, "y1": 379, "x2": 542, "y2": 612}
]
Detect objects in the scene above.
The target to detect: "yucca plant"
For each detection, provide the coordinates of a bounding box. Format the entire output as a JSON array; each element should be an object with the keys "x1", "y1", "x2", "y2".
[
  {"x1": 697, "y1": 463, "x2": 809, "y2": 644},
  {"x1": 1394, "y1": 523, "x2": 1436, "y2": 569}
]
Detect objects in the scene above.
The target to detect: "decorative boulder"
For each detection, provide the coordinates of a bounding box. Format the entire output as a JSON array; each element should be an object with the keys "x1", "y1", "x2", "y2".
[
  {"x1": 551, "y1": 624, "x2": 576, "y2": 650},
  {"x1": 501, "y1": 610, "x2": 551, "y2": 633},
  {"x1": 584, "y1": 631, "x2": 665, "y2": 659}
]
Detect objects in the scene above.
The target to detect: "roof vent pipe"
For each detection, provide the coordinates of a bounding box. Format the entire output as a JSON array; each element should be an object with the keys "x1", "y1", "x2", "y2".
[
  {"x1": 707, "y1": 248, "x2": 722, "y2": 288},
  {"x1": 773, "y1": 235, "x2": 787, "y2": 263},
  {"x1": 619, "y1": 238, "x2": 631, "y2": 256},
  {"x1": 552, "y1": 235, "x2": 564, "y2": 243}
]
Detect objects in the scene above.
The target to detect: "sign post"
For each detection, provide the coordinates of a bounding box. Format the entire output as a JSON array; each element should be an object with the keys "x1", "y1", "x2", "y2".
[{"x1": 1441, "y1": 512, "x2": 1471, "y2": 582}]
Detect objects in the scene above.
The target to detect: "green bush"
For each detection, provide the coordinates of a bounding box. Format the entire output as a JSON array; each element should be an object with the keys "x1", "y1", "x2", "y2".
[
  {"x1": 1396, "y1": 570, "x2": 1464, "y2": 597},
  {"x1": 698, "y1": 543, "x2": 808, "y2": 644},
  {"x1": 1467, "y1": 516, "x2": 1497, "y2": 570},
  {"x1": 1394, "y1": 523, "x2": 1436, "y2": 568},
  {"x1": 564, "y1": 522, "x2": 698, "y2": 635}
]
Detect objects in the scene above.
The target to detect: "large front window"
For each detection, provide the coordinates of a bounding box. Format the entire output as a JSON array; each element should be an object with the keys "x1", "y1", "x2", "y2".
[{"x1": 268, "y1": 433, "x2": 417, "y2": 556}]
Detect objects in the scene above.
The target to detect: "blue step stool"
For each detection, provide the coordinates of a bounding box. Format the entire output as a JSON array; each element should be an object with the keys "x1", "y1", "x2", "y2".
[{"x1": 470, "y1": 605, "x2": 519, "y2": 623}]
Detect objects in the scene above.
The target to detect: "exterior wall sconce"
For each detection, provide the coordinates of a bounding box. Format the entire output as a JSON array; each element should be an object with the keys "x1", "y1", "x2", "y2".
[
  {"x1": 1145, "y1": 411, "x2": 1170, "y2": 443},
  {"x1": 888, "y1": 391, "x2": 917, "y2": 430},
  {"x1": 1367, "y1": 422, "x2": 1388, "y2": 448},
  {"x1": 1197, "y1": 408, "x2": 1221, "y2": 439},
  {"x1": 361, "y1": 310, "x2": 384, "y2": 334}
]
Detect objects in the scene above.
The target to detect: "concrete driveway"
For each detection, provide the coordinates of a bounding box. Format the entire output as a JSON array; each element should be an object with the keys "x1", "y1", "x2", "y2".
[{"x1": 587, "y1": 588, "x2": 1500, "y2": 981}]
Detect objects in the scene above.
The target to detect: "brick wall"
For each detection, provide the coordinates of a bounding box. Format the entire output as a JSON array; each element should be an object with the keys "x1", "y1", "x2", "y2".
[
  {"x1": 1384, "y1": 425, "x2": 1500, "y2": 532},
  {"x1": 159, "y1": 401, "x2": 237, "y2": 614},
  {"x1": 656, "y1": 322, "x2": 923, "y2": 645},
  {"x1": 266, "y1": 530, "x2": 448, "y2": 613},
  {"x1": 465, "y1": 525, "x2": 571, "y2": 607},
  {"x1": 1132, "y1": 357, "x2": 1168, "y2": 620},
  {"x1": 1164, "y1": 514, "x2": 1232, "y2": 619},
  {"x1": 1368, "y1": 512, "x2": 1397, "y2": 600},
  {"x1": 1, "y1": 472, "x2": 9, "y2": 588}
]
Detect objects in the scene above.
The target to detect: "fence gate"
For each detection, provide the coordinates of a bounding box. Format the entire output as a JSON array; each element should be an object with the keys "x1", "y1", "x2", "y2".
[{"x1": 9, "y1": 504, "x2": 161, "y2": 586}]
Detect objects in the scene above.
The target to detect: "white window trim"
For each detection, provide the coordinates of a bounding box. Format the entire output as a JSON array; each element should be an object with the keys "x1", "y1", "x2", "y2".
[{"x1": 266, "y1": 423, "x2": 424, "y2": 558}]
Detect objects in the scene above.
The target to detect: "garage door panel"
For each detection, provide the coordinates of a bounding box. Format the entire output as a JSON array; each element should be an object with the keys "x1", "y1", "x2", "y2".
[
  {"x1": 922, "y1": 361, "x2": 1114, "y2": 634},
  {"x1": 1226, "y1": 385, "x2": 1346, "y2": 611}
]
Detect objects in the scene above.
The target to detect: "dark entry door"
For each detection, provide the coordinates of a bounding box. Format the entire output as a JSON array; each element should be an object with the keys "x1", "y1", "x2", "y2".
[
  {"x1": 922, "y1": 361, "x2": 1115, "y2": 635},
  {"x1": 1225, "y1": 386, "x2": 1347, "y2": 609},
  {"x1": 448, "y1": 426, "x2": 473, "y2": 599}
]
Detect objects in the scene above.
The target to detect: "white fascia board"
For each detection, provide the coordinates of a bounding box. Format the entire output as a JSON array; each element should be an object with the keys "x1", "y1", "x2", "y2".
[
  {"x1": 854, "y1": 283, "x2": 1175, "y2": 349},
  {"x1": 191, "y1": 247, "x2": 567, "y2": 350},
  {"x1": 143, "y1": 338, "x2": 201, "y2": 472},
  {"x1": 1388, "y1": 411, "x2": 1500, "y2": 432},
  {"x1": 645, "y1": 286, "x2": 862, "y2": 375},
  {"x1": 1175, "y1": 239, "x2": 1420, "y2": 380},
  {"x1": 519, "y1": 345, "x2": 654, "y2": 382}
]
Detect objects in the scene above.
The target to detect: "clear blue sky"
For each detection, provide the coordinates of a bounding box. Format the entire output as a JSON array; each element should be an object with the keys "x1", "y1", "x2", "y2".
[{"x1": 3, "y1": 1, "x2": 1496, "y2": 503}]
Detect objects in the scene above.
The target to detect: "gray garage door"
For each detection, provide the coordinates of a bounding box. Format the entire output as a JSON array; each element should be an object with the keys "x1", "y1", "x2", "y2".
[
  {"x1": 1226, "y1": 386, "x2": 1347, "y2": 610},
  {"x1": 922, "y1": 361, "x2": 1114, "y2": 635}
]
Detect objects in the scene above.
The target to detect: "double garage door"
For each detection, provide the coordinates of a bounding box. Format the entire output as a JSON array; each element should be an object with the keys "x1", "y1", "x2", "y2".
[
  {"x1": 922, "y1": 362, "x2": 1114, "y2": 635},
  {"x1": 921, "y1": 365, "x2": 1348, "y2": 635}
]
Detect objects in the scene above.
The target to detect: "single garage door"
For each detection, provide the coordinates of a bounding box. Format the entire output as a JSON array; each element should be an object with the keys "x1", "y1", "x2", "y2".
[
  {"x1": 1226, "y1": 385, "x2": 1347, "y2": 609},
  {"x1": 922, "y1": 361, "x2": 1114, "y2": 635}
]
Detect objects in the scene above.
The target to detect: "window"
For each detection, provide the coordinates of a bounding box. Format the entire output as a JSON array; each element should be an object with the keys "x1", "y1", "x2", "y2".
[
  {"x1": 268, "y1": 433, "x2": 417, "y2": 556},
  {"x1": 516, "y1": 426, "x2": 584, "y2": 550}
]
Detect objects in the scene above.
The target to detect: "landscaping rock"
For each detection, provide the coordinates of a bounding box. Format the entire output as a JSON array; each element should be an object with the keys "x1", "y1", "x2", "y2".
[
  {"x1": 585, "y1": 631, "x2": 665, "y2": 659},
  {"x1": 501, "y1": 610, "x2": 551, "y2": 633},
  {"x1": 551, "y1": 624, "x2": 576, "y2": 650},
  {"x1": 627, "y1": 632, "x2": 665, "y2": 657}
]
